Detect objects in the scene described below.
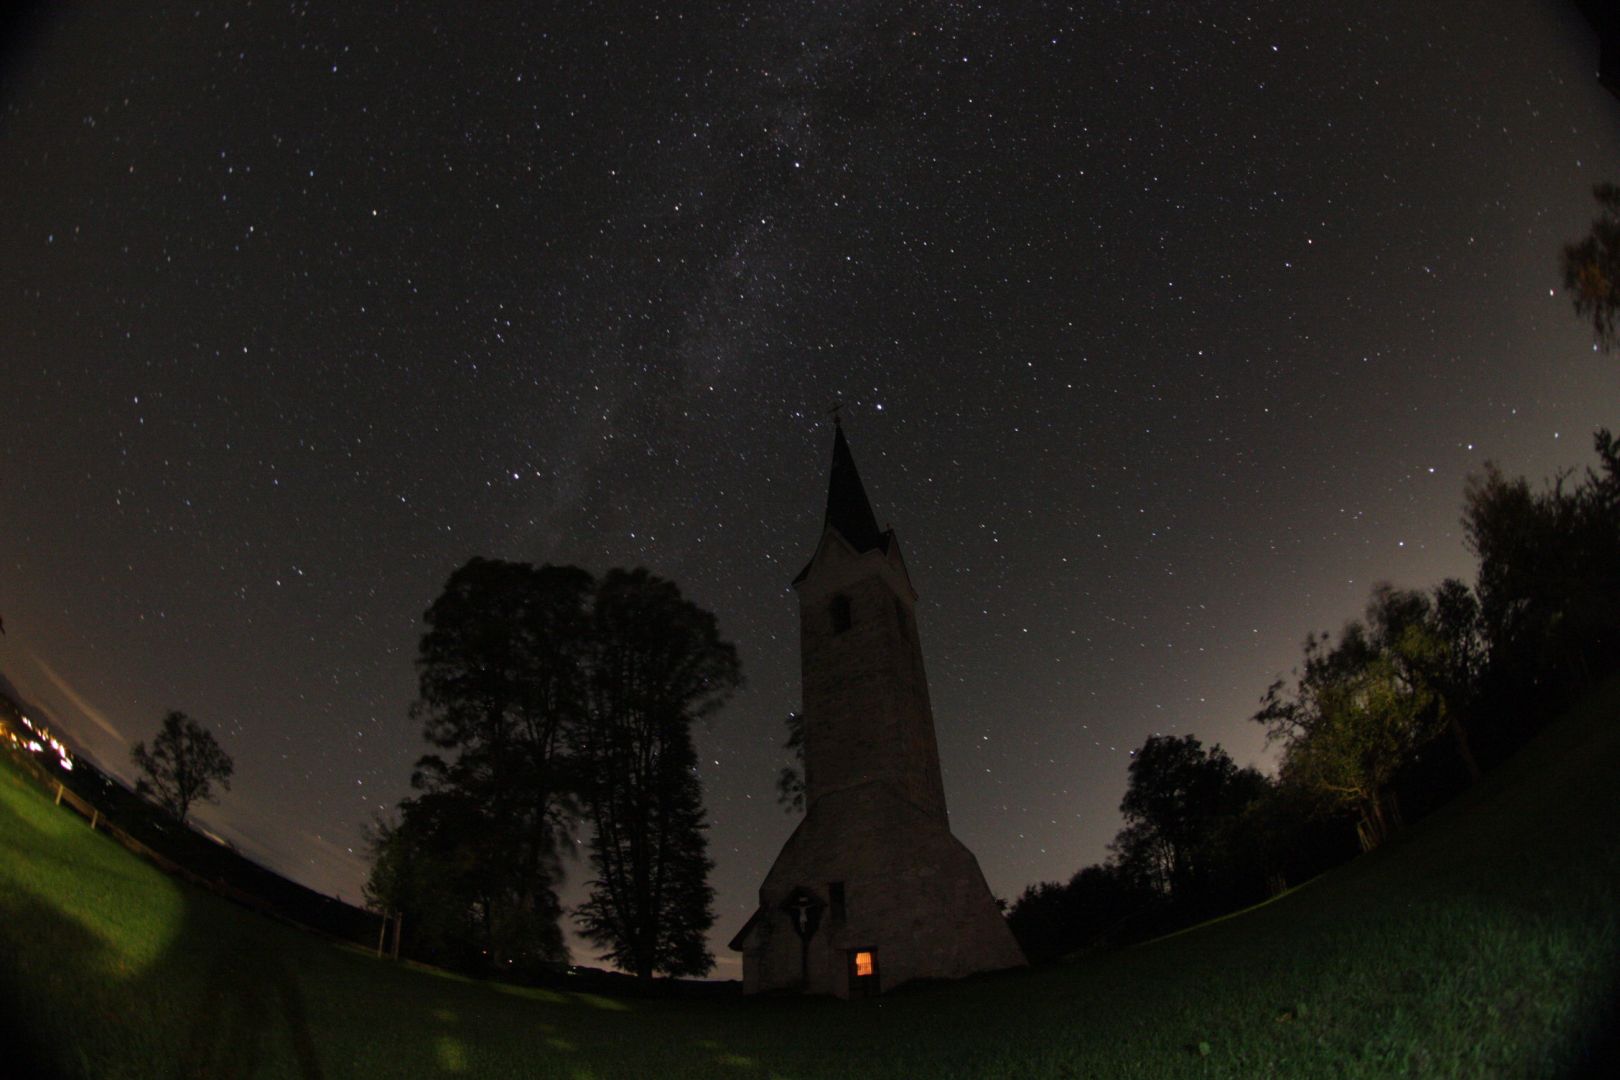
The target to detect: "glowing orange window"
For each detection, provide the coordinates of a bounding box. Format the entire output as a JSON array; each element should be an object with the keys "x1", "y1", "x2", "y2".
[{"x1": 854, "y1": 951, "x2": 875, "y2": 977}]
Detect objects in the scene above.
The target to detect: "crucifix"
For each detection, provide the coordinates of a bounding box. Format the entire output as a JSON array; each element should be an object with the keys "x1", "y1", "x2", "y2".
[{"x1": 782, "y1": 887, "x2": 826, "y2": 987}]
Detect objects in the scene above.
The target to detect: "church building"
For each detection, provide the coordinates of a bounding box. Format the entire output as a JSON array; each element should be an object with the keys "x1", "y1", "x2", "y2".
[{"x1": 729, "y1": 421, "x2": 1026, "y2": 996}]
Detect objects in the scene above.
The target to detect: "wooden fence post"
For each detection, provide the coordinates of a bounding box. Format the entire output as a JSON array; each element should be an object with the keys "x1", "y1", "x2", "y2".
[
  {"x1": 55, "y1": 782, "x2": 64, "y2": 806},
  {"x1": 392, "y1": 913, "x2": 403, "y2": 961},
  {"x1": 377, "y1": 910, "x2": 388, "y2": 958},
  {"x1": 89, "y1": 808, "x2": 99, "y2": 830}
]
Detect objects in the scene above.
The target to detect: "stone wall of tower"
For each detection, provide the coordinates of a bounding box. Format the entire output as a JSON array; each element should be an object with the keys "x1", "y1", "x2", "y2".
[
  {"x1": 796, "y1": 535, "x2": 947, "y2": 821},
  {"x1": 741, "y1": 783, "x2": 1025, "y2": 996}
]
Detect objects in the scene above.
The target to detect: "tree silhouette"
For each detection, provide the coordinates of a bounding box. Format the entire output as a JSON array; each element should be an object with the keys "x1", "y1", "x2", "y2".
[
  {"x1": 1110, "y1": 734, "x2": 1267, "y2": 905},
  {"x1": 1562, "y1": 182, "x2": 1620, "y2": 353},
  {"x1": 1465, "y1": 439, "x2": 1620, "y2": 716},
  {"x1": 131, "y1": 710, "x2": 234, "y2": 825},
  {"x1": 574, "y1": 569, "x2": 741, "y2": 981},
  {"x1": 370, "y1": 560, "x2": 738, "y2": 980},
  {"x1": 387, "y1": 557, "x2": 592, "y2": 972},
  {"x1": 774, "y1": 710, "x2": 805, "y2": 813},
  {"x1": 1006, "y1": 863, "x2": 1154, "y2": 964}
]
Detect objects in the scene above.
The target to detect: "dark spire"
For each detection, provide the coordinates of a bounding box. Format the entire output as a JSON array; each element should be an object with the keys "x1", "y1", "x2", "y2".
[{"x1": 824, "y1": 419, "x2": 886, "y2": 553}]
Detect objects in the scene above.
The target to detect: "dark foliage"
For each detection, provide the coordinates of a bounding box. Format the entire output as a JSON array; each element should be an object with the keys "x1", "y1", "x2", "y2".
[
  {"x1": 1109, "y1": 734, "x2": 1270, "y2": 916},
  {"x1": 574, "y1": 569, "x2": 741, "y2": 981},
  {"x1": 1224, "y1": 780, "x2": 1358, "y2": 897},
  {"x1": 369, "y1": 558, "x2": 591, "y2": 975},
  {"x1": 1464, "y1": 434, "x2": 1620, "y2": 745},
  {"x1": 1006, "y1": 863, "x2": 1155, "y2": 964},
  {"x1": 775, "y1": 711, "x2": 805, "y2": 813},
  {"x1": 1562, "y1": 182, "x2": 1620, "y2": 352},
  {"x1": 370, "y1": 561, "x2": 738, "y2": 981}
]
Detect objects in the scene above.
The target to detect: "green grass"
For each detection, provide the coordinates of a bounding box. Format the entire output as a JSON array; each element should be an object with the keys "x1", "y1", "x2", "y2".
[{"x1": 3, "y1": 685, "x2": 1618, "y2": 1078}]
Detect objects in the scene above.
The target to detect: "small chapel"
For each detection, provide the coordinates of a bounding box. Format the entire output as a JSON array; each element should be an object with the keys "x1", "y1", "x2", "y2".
[{"x1": 729, "y1": 420, "x2": 1026, "y2": 996}]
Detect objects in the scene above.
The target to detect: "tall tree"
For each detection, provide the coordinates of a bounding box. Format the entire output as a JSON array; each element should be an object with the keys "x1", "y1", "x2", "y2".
[
  {"x1": 1109, "y1": 734, "x2": 1267, "y2": 905},
  {"x1": 131, "y1": 710, "x2": 234, "y2": 825},
  {"x1": 574, "y1": 569, "x2": 741, "y2": 981},
  {"x1": 404, "y1": 557, "x2": 593, "y2": 971},
  {"x1": 1562, "y1": 181, "x2": 1620, "y2": 353},
  {"x1": 364, "y1": 798, "x2": 484, "y2": 968},
  {"x1": 1256, "y1": 587, "x2": 1455, "y2": 850},
  {"x1": 1465, "y1": 445, "x2": 1620, "y2": 713}
]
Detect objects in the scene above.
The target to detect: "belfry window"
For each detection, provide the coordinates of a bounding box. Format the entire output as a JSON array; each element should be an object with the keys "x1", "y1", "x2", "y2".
[{"x1": 830, "y1": 594, "x2": 852, "y2": 634}]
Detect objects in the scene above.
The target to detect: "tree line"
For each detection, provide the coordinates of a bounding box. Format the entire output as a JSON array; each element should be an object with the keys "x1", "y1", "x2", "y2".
[
  {"x1": 1012, "y1": 184, "x2": 1620, "y2": 962},
  {"x1": 1009, "y1": 427, "x2": 1620, "y2": 964},
  {"x1": 364, "y1": 559, "x2": 741, "y2": 983}
]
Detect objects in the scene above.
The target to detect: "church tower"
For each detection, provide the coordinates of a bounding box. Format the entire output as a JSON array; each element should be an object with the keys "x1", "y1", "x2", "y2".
[{"x1": 729, "y1": 421, "x2": 1025, "y2": 996}]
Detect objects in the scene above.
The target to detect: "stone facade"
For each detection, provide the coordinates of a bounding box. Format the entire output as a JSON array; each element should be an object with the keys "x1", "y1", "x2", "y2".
[{"x1": 730, "y1": 425, "x2": 1026, "y2": 996}]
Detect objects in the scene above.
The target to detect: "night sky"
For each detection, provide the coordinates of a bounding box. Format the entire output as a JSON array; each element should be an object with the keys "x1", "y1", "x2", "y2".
[{"x1": 3, "y1": 3, "x2": 1617, "y2": 978}]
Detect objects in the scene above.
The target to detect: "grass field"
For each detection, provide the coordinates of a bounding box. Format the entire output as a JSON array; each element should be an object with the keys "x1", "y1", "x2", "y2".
[{"x1": 3, "y1": 686, "x2": 1618, "y2": 1079}]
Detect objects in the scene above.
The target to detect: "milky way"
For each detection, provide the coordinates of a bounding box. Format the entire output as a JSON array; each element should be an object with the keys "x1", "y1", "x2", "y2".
[{"x1": 3, "y1": 2, "x2": 1617, "y2": 975}]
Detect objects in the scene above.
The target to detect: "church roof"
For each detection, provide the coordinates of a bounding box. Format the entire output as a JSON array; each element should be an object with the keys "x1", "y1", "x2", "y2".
[
  {"x1": 728, "y1": 906, "x2": 762, "y2": 951},
  {"x1": 792, "y1": 422, "x2": 892, "y2": 585},
  {"x1": 825, "y1": 422, "x2": 886, "y2": 553}
]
